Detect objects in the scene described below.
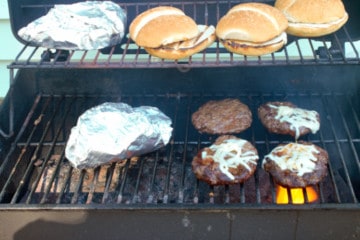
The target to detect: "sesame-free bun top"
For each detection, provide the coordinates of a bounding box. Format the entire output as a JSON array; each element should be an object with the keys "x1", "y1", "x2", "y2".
[
  {"x1": 129, "y1": 6, "x2": 199, "y2": 48},
  {"x1": 275, "y1": 0, "x2": 348, "y2": 37},
  {"x1": 216, "y1": 2, "x2": 288, "y2": 43}
]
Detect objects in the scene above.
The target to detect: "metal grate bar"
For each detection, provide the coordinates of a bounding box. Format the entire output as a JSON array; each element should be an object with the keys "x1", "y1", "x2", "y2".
[
  {"x1": 178, "y1": 103, "x2": 192, "y2": 203},
  {"x1": 132, "y1": 157, "x2": 145, "y2": 204},
  {"x1": 260, "y1": 94, "x2": 277, "y2": 204},
  {"x1": 294, "y1": 40, "x2": 304, "y2": 64},
  {"x1": 239, "y1": 183, "x2": 245, "y2": 204},
  {"x1": 163, "y1": 116, "x2": 178, "y2": 204},
  {"x1": 55, "y1": 163, "x2": 73, "y2": 204},
  {"x1": 70, "y1": 169, "x2": 86, "y2": 204},
  {"x1": 79, "y1": 51, "x2": 88, "y2": 65},
  {"x1": 146, "y1": 151, "x2": 161, "y2": 204},
  {"x1": 286, "y1": 187, "x2": 293, "y2": 204},
  {"x1": 302, "y1": 187, "x2": 309, "y2": 204},
  {"x1": 0, "y1": 95, "x2": 45, "y2": 202},
  {"x1": 0, "y1": 94, "x2": 43, "y2": 176},
  {"x1": 269, "y1": 175, "x2": 276, "y2": 204},
  {"x1": 333, "y1": 33, "x2": 347, "y2": 62},
  {"x1": 24, "y1": 96, "x2": 71, "y2": 203},
  {"x1": 307, "y1": 94, "x2": 338, "y2": 204},
  {"x1": 101, "y1": 162, "x2": 117, "y2": 204},
  {"x1": 39, "y1": 147, "x2": 65, "y2": 204},
  {"x1": 116, "y1": 159, "x2": 131, "y2": 204},
  {"x1": 192, "y1": 136, "x2": 202, "y2": 204},
  {"x1": 92, "y1": 51, "x2": 101, "y2": 65},
  {"x1": 321, "y1": 94, "x2": 358, "y2": 203},
  {"x1": 253, "y1": 146, "x2": 262, "y2": 204},
  {"x1": 343, "y1": 27, "x2": 360, "y2": 59},
  {"x1": 85, "y1": 167, "x2": 100, "y2": 204},
  {"x1": 26, "y1": 47, "x2": 40, "y2": 65},
  {"x1": 334, "y1": 96, "x2": 360, "y2": 171},
  {"x1": 13, "y1": 44, "x2": 30, "y2": 64},
  {"x1": 36, "y1": 97, "x2": 76, "y2": 204},
  {"x1": 322, "y1": 40, "x2": 334, "y2": 63},
  {"x1": 346, "y1": 95, "x2": 360, "y2": 138},
  {"x1": 307, "y1": 39, "x2": 319, "y2": 63},
  {"x1": 64, "y1": 50, "x2": 75, "y2": 67},
  {"x1": 10, "y1": 96, "x2": 62, "y2": 203}
]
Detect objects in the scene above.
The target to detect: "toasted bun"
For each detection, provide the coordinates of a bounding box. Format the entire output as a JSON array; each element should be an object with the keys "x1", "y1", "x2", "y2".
[
  {"x1": 129, "y1": 6, "x2": 199, "y2": 48},
  {"x1": 275, "y1": 0, "x2": 348, "y2": 37},
  {"x1": 129, "y1": 6, "x2": 184, "y2": 41},
  {"x1": 216, "y1": 3, "x2": 288, "y2": 43},
  {"x1": 216, "y1": 3, "x2": 288, "y2": 56}
]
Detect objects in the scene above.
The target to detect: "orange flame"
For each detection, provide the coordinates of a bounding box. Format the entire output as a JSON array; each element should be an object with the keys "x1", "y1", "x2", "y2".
[{"x1": 276, "y1": 185, "x2": 318, "y2": 204}]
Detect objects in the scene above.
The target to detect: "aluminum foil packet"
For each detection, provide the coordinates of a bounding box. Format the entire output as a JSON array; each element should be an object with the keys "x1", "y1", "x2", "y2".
[
  {"x1": 18, "y1": 1, "x2": 127, "y2": 50},
  {"x1": 65, "y1": 102, "x2": 173, "y2": 169}
]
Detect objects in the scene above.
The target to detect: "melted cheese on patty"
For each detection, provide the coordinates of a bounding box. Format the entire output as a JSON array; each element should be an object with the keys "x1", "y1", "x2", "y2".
[
  {"x1": 263, "y1": 143, "x2": 320, "y2": 176},
  {"x1": 202, "y1": 139, "x2": 258, "y2": 180},
  {"x1": 269, "y1": 104, "x2": 320, "y2": 139}
]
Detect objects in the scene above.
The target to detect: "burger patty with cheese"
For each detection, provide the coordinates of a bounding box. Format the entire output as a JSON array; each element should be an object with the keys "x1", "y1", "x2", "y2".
[
  {"x1": 216, "y1": 2, "x2": 288, "y2": 56},
  {"x1": 129, "y1": 6, "x2": 216, "y2": 60},
  {"x1": 192, "y1": 135, "x2": 259, "y2": 185},
  {"x1": 262, "y1": 141, "x2": 328, "y2": 188}
]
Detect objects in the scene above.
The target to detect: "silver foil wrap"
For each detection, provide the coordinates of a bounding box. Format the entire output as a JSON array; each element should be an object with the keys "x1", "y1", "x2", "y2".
[
  {"x1": 18, "y1": 1, "x2": 127, "y2": 50},
  {"x1": 65, "y1": 102, "x2": 173, "y2": 169}
]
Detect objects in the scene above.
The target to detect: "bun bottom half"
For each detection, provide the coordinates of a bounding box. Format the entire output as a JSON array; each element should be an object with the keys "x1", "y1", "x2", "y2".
[
  {"x1": 286, "y1": 14, "x2": 349, "y2": 37},
  {"x1": 144, "y1": 34, "x2": 216, "y2": 60},
  {"x1": 220, "y1": 39, "x2": 286, "y2": 56}
]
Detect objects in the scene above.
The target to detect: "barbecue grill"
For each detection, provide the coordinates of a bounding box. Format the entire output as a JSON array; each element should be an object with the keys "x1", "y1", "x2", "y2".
[{"x1": 0, "y1": 0, "x2": 359, "y2": 239}]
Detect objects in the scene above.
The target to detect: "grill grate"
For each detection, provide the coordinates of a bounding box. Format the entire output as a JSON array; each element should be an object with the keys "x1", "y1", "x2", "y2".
[
  {"x1": 0, "y1": 92, "x2": 359, "y2": 205},
  {"x1": 8, "y1": 1, "x2": 360, "y2": 69}
]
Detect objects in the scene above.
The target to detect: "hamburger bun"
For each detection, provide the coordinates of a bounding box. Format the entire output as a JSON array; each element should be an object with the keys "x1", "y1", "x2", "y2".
[
  {"x1": 216, "y1": 3, "x2": 288, "y2": 56},
  {"x1": 129, "y1": 6, "x2": 216, "y2": 60},
  {"x1": 275, "y1": 0, "x2": 348, "y2": 37}
]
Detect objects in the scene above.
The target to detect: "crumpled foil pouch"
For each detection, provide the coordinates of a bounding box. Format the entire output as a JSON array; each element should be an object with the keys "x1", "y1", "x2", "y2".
[
  {"x1": 18, "y1": 1, "x2": 127, "y2": 50},
  {"x1": 65, "y1": 102, "x2": 173, "y2": 169}
]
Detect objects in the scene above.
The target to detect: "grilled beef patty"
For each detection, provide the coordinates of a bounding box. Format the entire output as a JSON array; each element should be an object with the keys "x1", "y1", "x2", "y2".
[
  {"x1": 192, "y1": 98, "x2": 252, "y2": 134},
  {"x1": 192, "y1": 135, "x2": 259, "y2": 185},
  {"x1": 258, "y1": 101, "x2": 320, "y2": 139},
  {"x1": 262, "y1": 141, "x2": 328, "y2": 187}
]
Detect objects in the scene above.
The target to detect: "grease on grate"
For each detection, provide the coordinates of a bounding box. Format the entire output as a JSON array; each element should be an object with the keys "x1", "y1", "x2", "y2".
[{"x1": 35, "y1": 156, "x2": 126, "y2": 194}]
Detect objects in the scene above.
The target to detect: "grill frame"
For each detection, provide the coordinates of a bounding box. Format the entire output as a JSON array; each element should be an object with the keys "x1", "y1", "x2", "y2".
[
  {"x1": 0, "y1": 205, "x2": 357, "y2": 240},
  {"x1": 1, "y1": 0, "x2": 360, "y2": 239}
]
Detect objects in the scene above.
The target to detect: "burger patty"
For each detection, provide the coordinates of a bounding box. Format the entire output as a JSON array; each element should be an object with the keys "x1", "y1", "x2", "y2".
[
  {"x1": 192, "y1": 135, "x2": 259, "y2": 185},
  {"x1": 262, "y1": 141, "x2": 328, "y2": 187},
  {"x1": 192, "y1": 98, "x2": 252, "y2": 134},
  {"x1": 257, "y1": 101, "x2": 320, "y2": 139}
]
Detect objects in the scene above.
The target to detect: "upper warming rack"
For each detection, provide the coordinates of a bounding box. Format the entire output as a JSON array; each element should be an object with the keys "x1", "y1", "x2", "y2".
[{"x1": 7, "y1": 0, "x2": 360, "y2": 69}]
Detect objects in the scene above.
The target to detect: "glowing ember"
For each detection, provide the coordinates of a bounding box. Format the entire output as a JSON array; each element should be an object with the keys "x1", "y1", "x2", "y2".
[{"x1": 276, "y1": 185, "x2": 318, "y2": 204}]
